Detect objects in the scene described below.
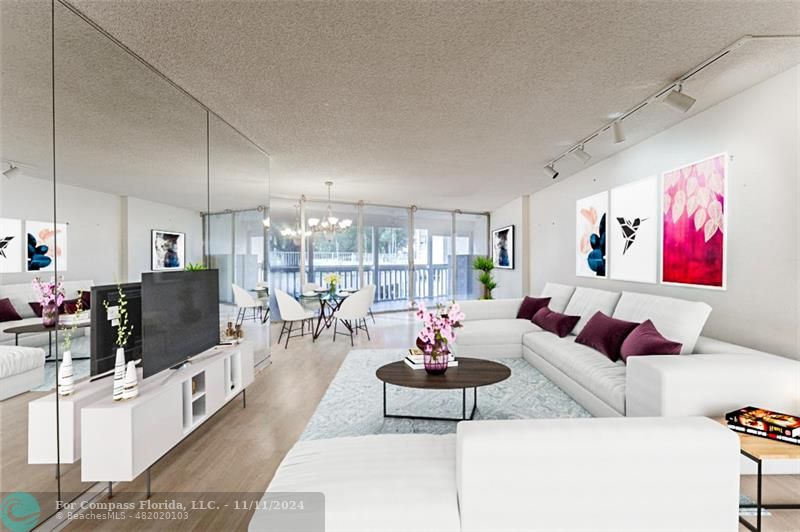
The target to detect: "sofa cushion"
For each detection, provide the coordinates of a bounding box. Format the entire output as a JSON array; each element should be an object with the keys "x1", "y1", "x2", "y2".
[
  {"x1": 612, "y1": 292, "x2": 711, "y2": 354},
  {"x1": 532, "y1": 308, "x2": 580, "y2": 338},
  {"x1": 575, "y1": 312, "x2": 638, "y2": 362},
  {"x1": 457, "y1": 298, "x2": 523, "y2": 321},
  {"x1": 563, "y1": 287, "x2": 621, "y2": 335},
  {"x1": 456, "y1": 318, "x2": 541, "y2": 347},
  {"x1": 523, "y1": 331, "x2": 626, "y2": 414},
  {"x1": 255, "y1": 434, "x2": 460, "y2": 532},
  {"x1": 0, "y1": 298, "x2": 22, "y2": 322},
  {"x1": 516, "y1": 296, "x2": 551, "y2": 320},
  {"x1": 620, "y1": 319, "x2": 682, "y2": 362},
  {"x1": 539, "y1": 283, "x2": 575, "y2": 313},
  {"x1": 0, "y1": 345, "x2": 46, "y2": 379}
]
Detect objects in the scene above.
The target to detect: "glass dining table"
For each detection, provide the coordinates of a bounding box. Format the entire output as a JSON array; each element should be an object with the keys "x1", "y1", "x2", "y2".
[{"x1": 298, "y1": 289, "x2": 355, "y2": 340}]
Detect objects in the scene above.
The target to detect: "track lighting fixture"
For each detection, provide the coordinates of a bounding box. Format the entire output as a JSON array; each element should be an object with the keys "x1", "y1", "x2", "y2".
[
  {"x1": 2, "y1": 163, "x2": 22, "y2": 178},
  {"x1": 544, "y1": 164, "x2": 559, "y2": 179},
  {"x1": 612, "y1": 121, "x2": 626, "y2": 144},
  {"x1": 572, "y1": 146, "x2": 591, "y2": 164},
  {"x1": 663, "y1": 84, "x2": 696, "y2": 113}
]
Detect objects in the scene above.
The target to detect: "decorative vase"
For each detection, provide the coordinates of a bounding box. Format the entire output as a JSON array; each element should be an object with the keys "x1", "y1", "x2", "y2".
[
  {"x1": 328, "y1": 282, "x2": 337, "y2": 297},
  {"x1": 42, "y1": 302, "x2": 58, "y2": 327},
  {"x1": 122, "y1": 361, "x2": 138, "y2": 400},
  {"x1": 112, "y1": 347, "x2": 125, "y2": 401},
  {"x1": 423, "y1": 345, "x2": 450, "y2": 375},
  {"x1": 58, "y1": 350, "x2": 74, "y2": 396}
]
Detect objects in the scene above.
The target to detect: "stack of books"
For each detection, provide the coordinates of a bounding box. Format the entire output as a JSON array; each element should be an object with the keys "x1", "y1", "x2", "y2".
[
  {"x1": 726, "y1": 406, "x2": 800, "y2": 446},
  {"x1": 403, "y1": 348, "x2": 458, "y2": 370}
]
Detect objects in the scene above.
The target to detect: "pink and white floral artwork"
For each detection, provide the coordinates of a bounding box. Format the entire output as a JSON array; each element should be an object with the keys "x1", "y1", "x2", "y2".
[{"x1": 661, "y1": 153, "x2": 727, "y2": 288}]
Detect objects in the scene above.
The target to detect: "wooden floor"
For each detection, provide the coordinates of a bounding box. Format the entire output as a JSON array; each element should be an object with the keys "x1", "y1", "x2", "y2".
[{"x1": 2, "y1": 311, "x2": 797, "y2": 530}]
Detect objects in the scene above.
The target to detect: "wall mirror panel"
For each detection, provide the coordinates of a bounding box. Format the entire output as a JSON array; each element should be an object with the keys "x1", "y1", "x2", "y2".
[
  {"x1": 1, "y1": 0, "x2": 269, "y2": 521},
  {"x1": 208, "y1": 113, "x2": 270, "y2": 366},
  {"x1": 0, "y1": 0, "x2": 61, "y2": 520},
  {"x1": 51, "y1": 0, "x2": 209, "y2": 502}
]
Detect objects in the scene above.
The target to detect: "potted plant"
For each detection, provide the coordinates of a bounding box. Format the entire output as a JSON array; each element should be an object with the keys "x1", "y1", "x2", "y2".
[
  {"x1": 472, "y1": 256, "x2": 497, "y2": 299},
  {"x1": 415, "y1": 302, "x2": 465, "y2": 375},
  {"x1": 323, "y1": 272, "x2": 341, "y2": 296},
  {"x1": 31, "y1": 277, "x2": 64, "y2": 327},
  {"x1": 103, "y1": 284, "x2": 134, "y2": 401},
  {"x1": 184, "y1": 262, "x2": 207, "y2": 271}
]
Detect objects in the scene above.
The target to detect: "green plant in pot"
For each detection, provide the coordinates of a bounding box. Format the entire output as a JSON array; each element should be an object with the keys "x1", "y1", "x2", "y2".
[
  {"x1": 185, "y1": 262, "x2": 207, "y2": 271},
  {"x1": 472, "y1": 256, "x2": 497, "y2": 299}
]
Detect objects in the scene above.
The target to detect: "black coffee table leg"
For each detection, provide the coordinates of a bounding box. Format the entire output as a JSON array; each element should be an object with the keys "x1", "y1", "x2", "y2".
[{"x1": 383, "y1": 384, "x2": 477, "y2": 422}]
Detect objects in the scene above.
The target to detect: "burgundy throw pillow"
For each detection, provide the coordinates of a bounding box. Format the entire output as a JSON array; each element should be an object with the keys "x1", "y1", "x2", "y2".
[
  {"x1": 0, "y1": 298, "x2": 22, "y2": 322},
  {"x1": 62, "y1": 298, "x2": 80, "y2": 314},
  {"x1": 620, "y1": 320, "x2": 683, "y2": 362},
  {"x1": 575, "y1": 311, "x2": 639, "y2": 362},
  {"x1": 532, "y1": 307, "x2": 581, "y2": 338},
  {"x1": 80, "y1": 290, "x2": 91, "y2": 310},
  {"x1": 29, "y1": 302, "x2": 43, "y2": 317},
  {"x1": 516, "y1": 296, "x2": 551, "y2": 320}
]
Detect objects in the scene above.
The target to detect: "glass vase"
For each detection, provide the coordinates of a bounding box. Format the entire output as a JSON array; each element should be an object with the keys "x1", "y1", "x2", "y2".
[
  {"x1": 42, "y1": 302, "x2": 58, "y2": 327},
  {"x1": 423, "y1": 345, "x2": 450, "y2": 375}
]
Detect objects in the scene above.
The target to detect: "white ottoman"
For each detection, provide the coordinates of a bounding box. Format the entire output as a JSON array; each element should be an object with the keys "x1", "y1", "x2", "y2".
[{"x1": 0, "y1": 345, "x2": 46, "y2": 400}]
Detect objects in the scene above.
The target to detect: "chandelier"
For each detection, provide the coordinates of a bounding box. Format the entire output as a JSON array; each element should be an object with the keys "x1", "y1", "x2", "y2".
[
  {"x1": 280, "y1": 204, "x2": 311, "y2": 244},
  {"x1": 307, "y1": 181, "x2": 352, "y2": 239}
]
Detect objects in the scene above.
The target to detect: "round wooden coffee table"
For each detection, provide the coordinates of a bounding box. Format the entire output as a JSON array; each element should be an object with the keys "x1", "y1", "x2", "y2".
[{"x1": 376, "y1": 357, "x2": 511, "y2": 421}]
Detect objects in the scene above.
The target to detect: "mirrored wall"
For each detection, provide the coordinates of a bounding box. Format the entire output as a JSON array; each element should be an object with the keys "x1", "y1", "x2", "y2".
[{"x1": 0, "y1": 0, "x2": 269, "y2": 522}]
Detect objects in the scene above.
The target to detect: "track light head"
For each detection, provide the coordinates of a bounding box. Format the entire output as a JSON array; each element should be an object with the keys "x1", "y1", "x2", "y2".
[
  {"x1": 612, "y1": 121, "x2": 626, "y2": 144},
  {"x1": 663, "y1": 84, "x2": 696, "y2": 113},
  {"x1": 544, "y1": 164, "x2": 559, "y2": 179},
  {"x1": 572, "y1": 146, "x2": 591, "y2": 164},
  {"x1": 2, "y1": 164, "x2": 22, "y2": 179}
]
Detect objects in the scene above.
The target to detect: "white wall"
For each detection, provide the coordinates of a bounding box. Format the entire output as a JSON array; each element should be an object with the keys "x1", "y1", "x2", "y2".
[
  {"x1": 0, "y1": 175, "x2": 202, "y2": 288},
  {"x1": 490, "y1": 196, "x2": 529, "y2": 299},
  {"x1": 528, "y1": 66, "x2": 799, "y2": 358}
]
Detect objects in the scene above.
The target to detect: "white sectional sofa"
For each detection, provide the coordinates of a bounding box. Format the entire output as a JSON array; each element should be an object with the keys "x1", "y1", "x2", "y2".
[
  {"x1": 252, "y1": 417, "x2": 740, "y2": 532},
  {"x1": 453, "y1": 283, "x2": 800, "y2": 418},
  {"x1": 0, "y1": 280, "x2": 92, "y2": 348},
  {"x1": 0, "y1": 345, "x2": 46, "y2": 400}
]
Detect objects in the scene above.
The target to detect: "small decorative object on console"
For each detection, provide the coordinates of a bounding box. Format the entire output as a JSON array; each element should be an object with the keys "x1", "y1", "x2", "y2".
[
  {"x1": 726, "y1": 406, "x2": 800, "y2": 445},
  {"x1": 415, "y1": 302, "x2": 464, "y2": 375},
  {"x1": 104, "y1": 283, "x2": 134, "y2": 400},
  {"x1": 58, "y1": 291, "x2": 84, "y2": 396},
  {"x1": 122, "y1": 360, "x2": 139, "y2": 400}
]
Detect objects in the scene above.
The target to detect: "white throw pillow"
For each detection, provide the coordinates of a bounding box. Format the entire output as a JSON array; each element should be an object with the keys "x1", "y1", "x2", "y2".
[
  {"x1": 563, "y1": 287, "x2": 622, "y2": 335},
  {"x1": 540, "y1": 283, "x2": 575, "y2": 313},
  {"x1": 612, "y1": 291, "x2": 711, "y2": 354}
]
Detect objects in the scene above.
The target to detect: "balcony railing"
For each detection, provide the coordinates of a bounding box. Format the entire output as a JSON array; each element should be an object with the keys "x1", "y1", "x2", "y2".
[{"x1": 270, "y1": 264, "x2": 459, "y2": 302}]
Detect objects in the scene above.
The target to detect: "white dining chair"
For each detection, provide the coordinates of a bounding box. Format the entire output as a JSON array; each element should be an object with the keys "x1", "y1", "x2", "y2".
[
  {"x1": 232, "y1": 283, "x2": 264, "y2": 325},
  {"x1": 274, "y1": 289, "x2": 316, "y2": 348},
  {"x1": 332, "y1": 288, "x2": 372, "y2": 346},
  {"x1": 365, "y1": 283, "x2": 377, "y2": 323}
]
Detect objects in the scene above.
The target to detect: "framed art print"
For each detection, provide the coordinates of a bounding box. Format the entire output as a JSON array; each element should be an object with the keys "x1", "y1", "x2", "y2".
[
  {"x1": 0, "y1": 218, "x2": 22, "y2": 273},
  {"x1": 151, "y1": 230, "x2": 186, "y2": 271},
  {"x1": 609, "y1": 176, "x2": 658, "y2": 283},
  {"x1": 661, "y1": 153, "x2": 727, "y2": 289},
  {"x1": 576, "y1": 191, "x2": 608, "y2": 278},
  {"x1": 26, "y1": 220, "x2": 67, "y2": 272},
  {"x1": 492, "y1": 225, "x2": 514, "y2": 269}
]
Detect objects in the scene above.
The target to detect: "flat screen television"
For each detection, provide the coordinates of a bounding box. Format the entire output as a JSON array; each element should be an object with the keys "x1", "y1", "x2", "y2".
[
  {"x1": 141, "y1": 270, "x2": 220, "y2": 379},
  {"x1": 90, "y1": 283, "x2": 142, "y2": 377}
]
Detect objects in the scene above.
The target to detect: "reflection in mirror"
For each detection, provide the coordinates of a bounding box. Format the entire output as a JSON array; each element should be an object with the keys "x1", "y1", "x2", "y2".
[
  {"x1": 208, "y1": 114, "x2": 270, "y2": 367},
  {"x1": 50, "y1": 0, "x2": 208, "y2": 503},
  {"x1": 0, "y1": 0, "x2": 61, "y2": 521}
]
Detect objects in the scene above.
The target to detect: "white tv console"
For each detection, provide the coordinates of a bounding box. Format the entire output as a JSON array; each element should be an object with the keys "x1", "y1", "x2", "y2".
[{"x1": 80, "y1": 341, "x2": 254, "y2": 492}]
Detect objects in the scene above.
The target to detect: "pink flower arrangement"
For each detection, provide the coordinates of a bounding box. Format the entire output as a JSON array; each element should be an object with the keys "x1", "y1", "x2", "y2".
[
  {"x1": 415, "y1": 302, "x2": 465, "y2": 359},
  {"x1": 32, "y1": 276, "x2": 65, "y2": 308}
]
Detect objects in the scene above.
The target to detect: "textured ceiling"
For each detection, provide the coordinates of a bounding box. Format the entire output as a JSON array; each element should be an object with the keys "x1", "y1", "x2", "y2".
[{"x1": 4, "y1": 1, "x2": 800, "y2": 212}]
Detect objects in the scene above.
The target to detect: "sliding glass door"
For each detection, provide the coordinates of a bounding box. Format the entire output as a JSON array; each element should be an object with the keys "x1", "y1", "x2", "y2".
[
  {"x1": 362, "y1": 205, "x2": 410, "y2": 311},
  {"x1": 413, "y1": 209, "x2": 454, "y2": 305}
]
